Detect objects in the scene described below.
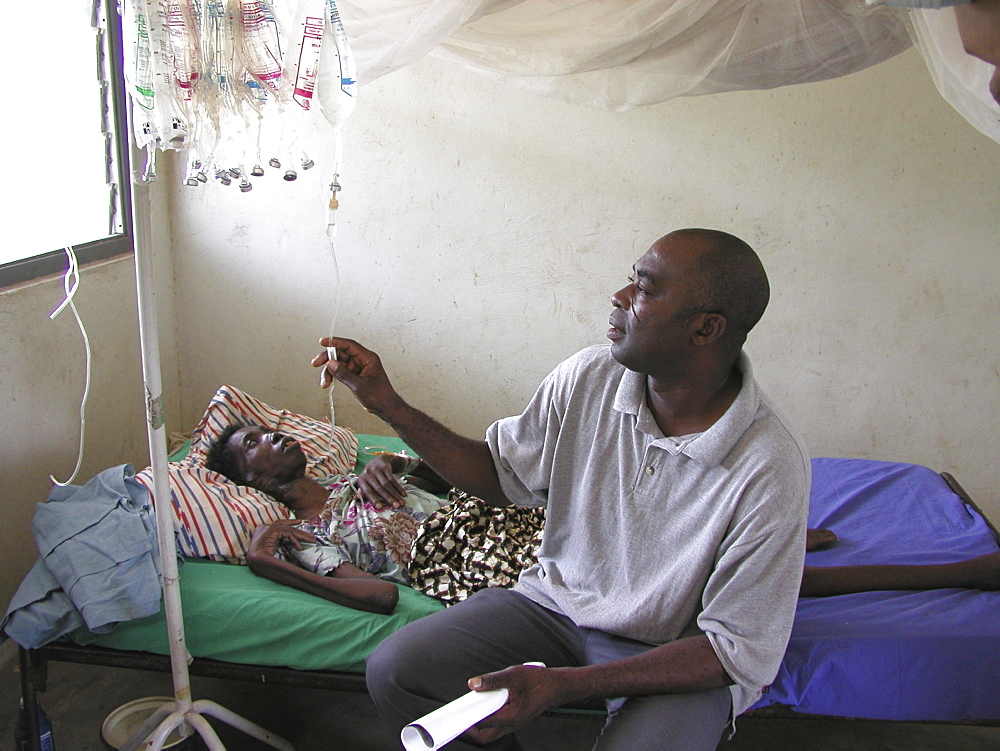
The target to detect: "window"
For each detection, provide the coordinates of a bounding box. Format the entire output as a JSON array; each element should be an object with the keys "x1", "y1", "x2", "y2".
[{"x1": 1, "y1": 2, "x2": 132, "y2": 288}]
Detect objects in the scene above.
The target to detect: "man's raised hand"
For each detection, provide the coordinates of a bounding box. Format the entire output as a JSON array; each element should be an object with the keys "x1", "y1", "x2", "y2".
[{"x1": 312, "y1": 337, "x2": 403, "y2": 419}]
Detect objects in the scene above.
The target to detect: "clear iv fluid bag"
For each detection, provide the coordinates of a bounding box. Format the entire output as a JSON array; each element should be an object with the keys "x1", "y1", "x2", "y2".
[
  {"x1": 319, "y1": 0, "x2": 356, "y2": 127},
  {"x1": 327, "y1": 0, "x2": 355, "y2": 99},
  {"x1": 128, "y1": 1, "x2": 155, "y2": 110},
  {"x1": 284, "y1": 0, "x2": 327, "y2": 110},
  {"x1": 122, "y1": 0, "x2": 185, "y2": 151},
  {"x1": 235, "y1": 0, "x2": 283, "y2": 94},
  {"x1": 164, "y1": 1, "x2": 201, "y2": 99},
  {"x1": 203, "y1": 1, "x2": 230, "y2": 93},
  {"x1": 121, "y1": 0, "x2": 361, "y2": 187}
]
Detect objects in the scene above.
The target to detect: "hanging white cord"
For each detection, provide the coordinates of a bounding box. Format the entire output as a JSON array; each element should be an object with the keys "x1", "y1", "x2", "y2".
[{"x1": 49, "y1": 247, "x2": 93, "y2": 487}]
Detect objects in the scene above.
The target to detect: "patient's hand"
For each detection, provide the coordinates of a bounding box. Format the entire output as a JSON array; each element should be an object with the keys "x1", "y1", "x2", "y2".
[
  {"x1": 248, "y1": 520, "x2": 316, "y2": 560},
  {"x1": 357, "y1": 454, "x2": 408, "y2": 509}
]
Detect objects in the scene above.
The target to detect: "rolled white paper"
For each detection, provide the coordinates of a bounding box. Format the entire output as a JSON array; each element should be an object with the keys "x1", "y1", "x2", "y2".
[
  {"x1": 400, "y1": 663, "x2": 546, "y2": 750},
  {"x1": 401, "y1": 687, "x2": 510, "y2": 750}
]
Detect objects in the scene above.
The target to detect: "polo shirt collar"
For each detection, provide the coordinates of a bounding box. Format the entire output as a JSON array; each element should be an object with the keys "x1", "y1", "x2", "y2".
[{"x1": 613, "y1": 352, "x2": 761, "y2": 467}]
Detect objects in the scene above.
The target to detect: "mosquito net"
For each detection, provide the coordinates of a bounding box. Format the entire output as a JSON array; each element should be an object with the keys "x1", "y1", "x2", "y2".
[{"x1": 338, "y1": 0, "x2": 999, "y2": 142}]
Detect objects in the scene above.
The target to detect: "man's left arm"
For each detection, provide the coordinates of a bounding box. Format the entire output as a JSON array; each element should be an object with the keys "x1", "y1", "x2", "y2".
[{"x1": 694, "y1": 464, "x2": 809, "y2": 700}]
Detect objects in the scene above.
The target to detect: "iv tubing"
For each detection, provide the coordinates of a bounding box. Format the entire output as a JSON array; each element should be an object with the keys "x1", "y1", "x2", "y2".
[
  {"x1": 324, "y1": 124, "x2": 344, "y2": 441},
  {"x1": 48, "y1": 247, "x2": 93, "y2": 488},
  {"x1": 322, "y1": 0, "x2": 354, "y2": 439}
]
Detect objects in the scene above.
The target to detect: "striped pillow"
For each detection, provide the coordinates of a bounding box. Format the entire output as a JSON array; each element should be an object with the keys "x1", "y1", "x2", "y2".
[{"x1": 136, "y1": 385, "x2": 357, "y2": 564}]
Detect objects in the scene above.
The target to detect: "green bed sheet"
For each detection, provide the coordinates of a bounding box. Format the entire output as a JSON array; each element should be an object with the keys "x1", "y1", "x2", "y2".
[
  {"x1": 72, "y1": 432, "x2": 445, "y2": 672},
  {"x1": 71, "y1": 559, "x2": 445, "y2": 672}
]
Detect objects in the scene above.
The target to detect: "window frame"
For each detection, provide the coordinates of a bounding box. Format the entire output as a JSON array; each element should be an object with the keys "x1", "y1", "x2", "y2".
[{"x1": 0, "y1": 3, "x2": 132, "y2": 290}]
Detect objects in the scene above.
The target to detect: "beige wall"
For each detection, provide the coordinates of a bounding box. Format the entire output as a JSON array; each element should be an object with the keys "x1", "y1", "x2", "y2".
[{"x1": 2, "y1": 46, "x2": 998, "y2": 611}]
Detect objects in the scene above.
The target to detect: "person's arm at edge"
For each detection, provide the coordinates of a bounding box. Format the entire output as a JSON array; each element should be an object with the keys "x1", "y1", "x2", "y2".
[
  {"x1": 464, "y1": 635, "x2": 730, "y2": 745},
  {"x1": 954, "y1": 0, "x2": 1000, "y2": 104},
  {"x1": 246, "y1": 523, "x2": 399, "y2": 614},
  {"x1": 313, "y1": 337, "x2": 510, "y2": 506}
]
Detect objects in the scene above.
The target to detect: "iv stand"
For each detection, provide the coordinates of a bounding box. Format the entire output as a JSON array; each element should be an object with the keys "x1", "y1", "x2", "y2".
[
  {"x1": 115, "y1": 8, "x2": 292, "y2": 751},
  {"x1": 123, "y1": 183, "x2": 293, "y2": 751}
]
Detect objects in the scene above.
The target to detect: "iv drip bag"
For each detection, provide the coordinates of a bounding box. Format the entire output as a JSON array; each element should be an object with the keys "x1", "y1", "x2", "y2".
[
  {"x1": 164, "y1": 0, "x2": 201, "y2": 99},
  {"x1": 318, "y1": 0, "x2": 357, "y2": 128},
  {"x1": 234, "y1": 0, "x2": 284, "y2": 94},
  {"x1": 283, "y1": 0, "x2": 327, "y2": 110},
  {"x1": 120, "y1": 0, "x2": 360, "y2": 186}
]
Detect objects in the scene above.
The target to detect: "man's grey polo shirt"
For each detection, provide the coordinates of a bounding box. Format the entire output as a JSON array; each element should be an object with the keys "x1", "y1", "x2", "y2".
[{"x1": 486, "y1": 345, "x2": 810, "y2": 715}]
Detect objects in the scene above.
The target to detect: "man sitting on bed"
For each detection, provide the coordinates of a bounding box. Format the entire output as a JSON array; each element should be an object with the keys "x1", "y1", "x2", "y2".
[
  {"x1": 314, "y1": 228, "x2": 810, "y2": 751},
  {"x1": 205, "y1": 426, "x2": 450, "y2": 615}
]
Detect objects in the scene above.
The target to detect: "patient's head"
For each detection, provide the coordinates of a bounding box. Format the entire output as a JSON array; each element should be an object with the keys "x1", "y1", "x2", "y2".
[{"x1": 205, "y1": 424, "x2": 307, "y2": 493}]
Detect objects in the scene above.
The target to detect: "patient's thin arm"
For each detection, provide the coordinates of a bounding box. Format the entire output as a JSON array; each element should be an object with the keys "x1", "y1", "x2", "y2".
[
  {"x1": 246, "y1": 523, "x2": 399, "y2": 613},
  {"x1": 801, "y1": 552, "x2": 1000, "y2": 597},
  {"x1": 404, "y1": 459, "x2": 452, "y2": 495},
  {"x1": 247, "y1": 551, "x2": 399, "y2": 613}
]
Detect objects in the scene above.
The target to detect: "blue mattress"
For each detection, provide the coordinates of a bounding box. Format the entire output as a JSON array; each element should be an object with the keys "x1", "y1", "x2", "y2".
[{"x1": 752, "y1": 458, "x2": 1000, "y2": 721}]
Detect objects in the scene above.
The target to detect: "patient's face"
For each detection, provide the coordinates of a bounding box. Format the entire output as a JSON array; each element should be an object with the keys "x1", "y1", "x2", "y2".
[{"x1": 227, "y1": 426, "x2": 307, "y2": 485}]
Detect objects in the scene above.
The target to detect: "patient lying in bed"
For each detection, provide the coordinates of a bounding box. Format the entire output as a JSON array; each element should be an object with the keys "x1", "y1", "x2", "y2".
[
  {"x1": 206, "y1": 424, "x2": 451, "y2": 615},
  {"x1": 207, "y1": 425, "x2": 1000, "y2": 612}
]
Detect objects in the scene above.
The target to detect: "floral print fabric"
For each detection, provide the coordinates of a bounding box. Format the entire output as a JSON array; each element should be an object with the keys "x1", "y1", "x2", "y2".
[{"x1": 281, "y1": 474, "x2": 449, "y2": 584}]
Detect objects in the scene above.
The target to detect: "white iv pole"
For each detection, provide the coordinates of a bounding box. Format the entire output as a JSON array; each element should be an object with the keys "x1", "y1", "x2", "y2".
[
  {"x1": 115, "y1": 7, "x2": 292, "y2": 751},
  {"x1": 123, "y1": 184, "x2": 293, "y2": 751}
]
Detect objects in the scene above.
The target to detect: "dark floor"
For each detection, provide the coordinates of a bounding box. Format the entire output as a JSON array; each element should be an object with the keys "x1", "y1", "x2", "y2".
[{"x1": 1, "y1": 646, "x2": 997, "y2": 750}]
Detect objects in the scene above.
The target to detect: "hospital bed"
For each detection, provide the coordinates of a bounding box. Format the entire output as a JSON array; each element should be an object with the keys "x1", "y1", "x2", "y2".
[{"x1": 12, "y1": 387, "x2": 1000, "y2": 748}]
